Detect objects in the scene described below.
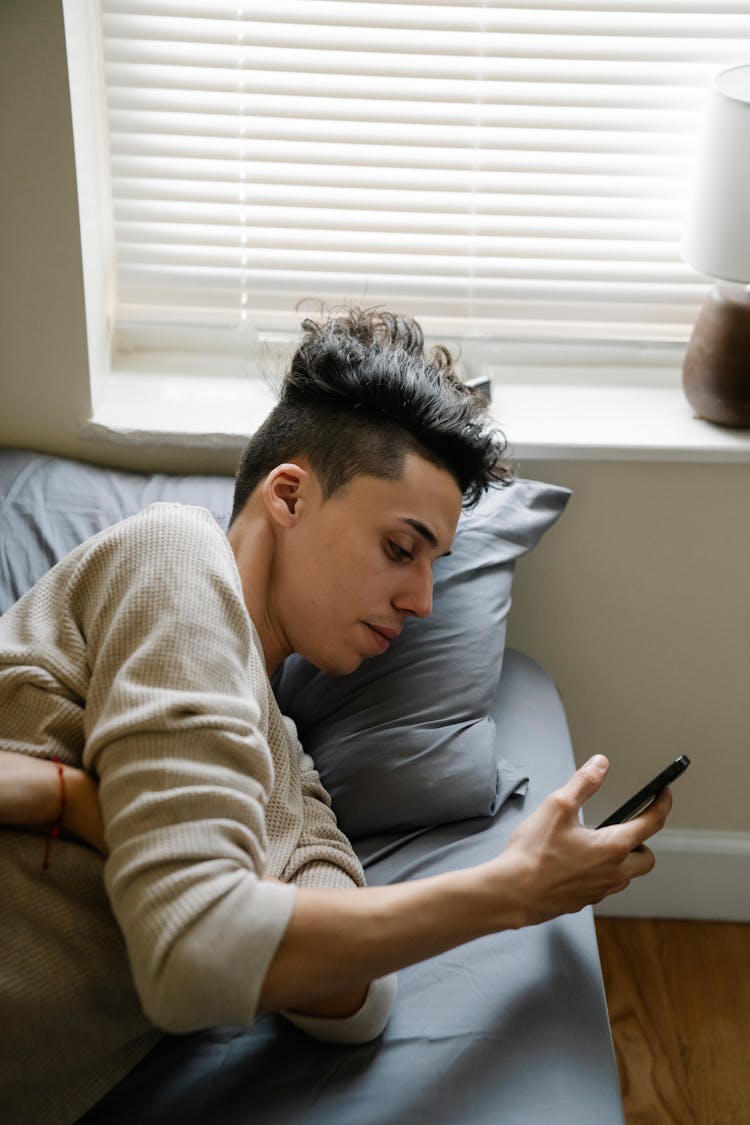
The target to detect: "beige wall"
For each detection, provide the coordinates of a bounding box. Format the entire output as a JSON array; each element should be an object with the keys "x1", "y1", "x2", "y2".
[
  {"x1": 0, "y1": 0, "x2": 239, "y2": 476},
  {"x1": 1, "y1": 0, "x2": 90, "y2": 460},
  {"x1": 2, "y1": 3, "x2": 748, "y2": 834},
  {"x1": 508, "y1": 460, "x2": 750, "y2": 832}
]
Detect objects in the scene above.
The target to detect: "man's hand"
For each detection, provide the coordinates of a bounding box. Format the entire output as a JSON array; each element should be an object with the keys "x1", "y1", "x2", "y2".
[
  {"x1": 0, "y1": 750, "x2": 66, "y2": 826},
  {"x1": 0, "y1": 750, "x2": 107, "y2": 854},
  {"x1": 489, "y1": 755, "x2": 672, "y2": 928}
]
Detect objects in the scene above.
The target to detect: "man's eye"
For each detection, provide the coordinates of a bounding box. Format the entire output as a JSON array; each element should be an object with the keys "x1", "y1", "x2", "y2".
[{"x1": 387, "y1": 540, "x2": 413, "y2": 562}]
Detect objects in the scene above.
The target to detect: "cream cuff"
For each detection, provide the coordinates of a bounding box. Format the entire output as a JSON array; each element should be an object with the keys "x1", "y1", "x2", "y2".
[{"x1": 281, "y1": 973, "x2": 397, "y2": 1044}]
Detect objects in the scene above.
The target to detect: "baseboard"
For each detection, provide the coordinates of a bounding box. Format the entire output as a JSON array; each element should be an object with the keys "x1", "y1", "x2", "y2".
[{"x1": 593, "y1": 829, "x2": 750, "y2": 921}]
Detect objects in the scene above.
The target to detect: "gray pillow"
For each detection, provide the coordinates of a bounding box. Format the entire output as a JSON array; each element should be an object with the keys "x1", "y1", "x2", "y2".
[
  {"x1": 272, "y1": 479, "x2": 571, "y2": 838},
  {"x1": 0, "y1": 448, "x2": 233, "y2": 614}
]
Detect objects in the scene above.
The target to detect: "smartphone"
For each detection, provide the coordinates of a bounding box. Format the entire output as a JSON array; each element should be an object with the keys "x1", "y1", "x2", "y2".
[{"x1": 596, "y1": 755, "x2": 690, "y2": 829}]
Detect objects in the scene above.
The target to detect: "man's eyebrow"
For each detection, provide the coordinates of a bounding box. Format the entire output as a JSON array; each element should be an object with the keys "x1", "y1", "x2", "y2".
[{"x1": 401, "y1": 518, "x2": 452, "y2": 557}]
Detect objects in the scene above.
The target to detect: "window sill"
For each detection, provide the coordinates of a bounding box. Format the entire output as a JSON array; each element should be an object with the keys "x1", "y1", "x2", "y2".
[
  {"x1": 82, "y1": 366, "x2": 750, "y2": 465},
  {"x1": 490, "y1": 380, "x2": 750, "y2": 462},
  {"x1": 83, "y1": 371, "x2": 277, "y2": 451}
]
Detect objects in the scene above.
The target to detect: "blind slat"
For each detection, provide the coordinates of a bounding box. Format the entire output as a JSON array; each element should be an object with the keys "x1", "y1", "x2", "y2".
[
  {"x1": 107, "y1": 81, "x2": 709, "y2": 112},
  {"x1": 102, "y1": 8, "x2": 750, "y2": 38},
  {"x1": 103, "y1": 58, "x2": 729, "y2": 89},
  {"x1": 116, "y1": 267, "x2": 706, "y2": 300},
  {"x1": 114, "y1": 201, "x2": 683, "y2": 237},
  {"x1": 103, "y1": 35, "x2": 746, "y2": 65},
  {"x1": 110, "y1": 180, "x2": 697, "y2": 221},
  {"x1": 110, "y1": 157, "x2": 693, "y2": 193},
  {"x1": 116, "y1": 222, "x2": 683, "y2": 252},
  {"x1": 109, "y1": 178, "x2": 694, "y2": 219},
  {"x1": 108, "y1": 103, "x2": 701, "y2": 132},
  {"x1": 104, "y1": 1, "x2": 750, "y2": 20}
]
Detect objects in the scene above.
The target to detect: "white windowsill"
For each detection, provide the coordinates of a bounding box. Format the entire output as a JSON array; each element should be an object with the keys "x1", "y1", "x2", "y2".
[
  {"x1": 82, "y1": 351, "x2": 750, "y2": 464},
  {"x1": 84, "y1": 371, "x2": 280, "y2": 451},
  {"x1": 489, "y1": 381, "x2": 750, "y2": 462}
]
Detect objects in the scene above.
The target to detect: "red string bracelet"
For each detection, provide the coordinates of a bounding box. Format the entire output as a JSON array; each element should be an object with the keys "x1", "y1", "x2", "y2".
[{"x1": 42, "y1": 756, "x2": 66, "y2": 872}]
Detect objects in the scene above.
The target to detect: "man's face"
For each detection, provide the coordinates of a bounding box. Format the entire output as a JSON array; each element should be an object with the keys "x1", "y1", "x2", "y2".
[{"x1": 277, "y1": 452, "x2": 462, "y2": 676}]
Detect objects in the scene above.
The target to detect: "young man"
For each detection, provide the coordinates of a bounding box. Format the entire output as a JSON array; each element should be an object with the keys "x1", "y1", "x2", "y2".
[{"x1": 0, "y1": 309, "x2": 671, "y2": 1123}]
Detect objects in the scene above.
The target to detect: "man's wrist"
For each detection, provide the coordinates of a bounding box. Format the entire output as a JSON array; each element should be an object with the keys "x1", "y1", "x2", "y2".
[
  {"x1": 465, "y1": 855, "x2": 530, "y2": 934},
  {"x1": 62, "y1": 767, "x2": 107, "y2": 853}
]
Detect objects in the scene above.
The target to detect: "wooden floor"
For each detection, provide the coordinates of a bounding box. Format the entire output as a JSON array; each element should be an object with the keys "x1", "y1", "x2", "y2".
[{"x1": 595, "y1": 918, "x2": 750, "y2": 1125}]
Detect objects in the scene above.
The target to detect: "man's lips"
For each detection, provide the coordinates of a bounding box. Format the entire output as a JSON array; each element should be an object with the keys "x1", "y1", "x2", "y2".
[
  {"x1": 368, "y1": 624, "x2": 400, "y2": 641},
  {"x1": 364, "y1": 623, "x2": 401, "y2": 652}
]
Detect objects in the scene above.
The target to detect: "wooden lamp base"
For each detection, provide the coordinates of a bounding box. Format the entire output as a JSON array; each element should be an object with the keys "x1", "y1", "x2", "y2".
[{"x1": 682, "y1": 284, "x2": 750, "y2": 427}]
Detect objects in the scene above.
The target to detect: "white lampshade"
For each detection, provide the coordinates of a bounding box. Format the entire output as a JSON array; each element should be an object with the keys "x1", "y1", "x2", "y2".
[{"x1": 682, "y1": 63, "x2": 750, "y2": 284}]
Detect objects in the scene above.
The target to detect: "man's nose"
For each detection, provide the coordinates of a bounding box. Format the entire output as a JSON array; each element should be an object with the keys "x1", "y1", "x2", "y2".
[{"x1": 396, "y1": 561, "x2": 433, "y2": 619}]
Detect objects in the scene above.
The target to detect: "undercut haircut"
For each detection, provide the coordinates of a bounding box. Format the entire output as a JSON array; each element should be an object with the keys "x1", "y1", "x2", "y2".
[{"x1": 230, "y1": 306, "x2": 512, "y2": 525}]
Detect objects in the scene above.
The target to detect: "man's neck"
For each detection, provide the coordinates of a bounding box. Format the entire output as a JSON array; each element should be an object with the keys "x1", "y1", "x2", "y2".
[{"x1": 226, "y1": 510, "x2": 289, "y2": 676}]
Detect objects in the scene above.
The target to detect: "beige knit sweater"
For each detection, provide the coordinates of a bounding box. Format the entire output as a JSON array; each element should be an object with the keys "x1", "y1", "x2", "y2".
[{"x1": 0, "y1": 504, "x2": 394, "y2": 1124}]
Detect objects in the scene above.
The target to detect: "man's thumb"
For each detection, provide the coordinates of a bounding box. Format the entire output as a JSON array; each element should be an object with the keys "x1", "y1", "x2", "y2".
[{"x1": 566, "y1": 755, "x2": 609, "y2": 808}]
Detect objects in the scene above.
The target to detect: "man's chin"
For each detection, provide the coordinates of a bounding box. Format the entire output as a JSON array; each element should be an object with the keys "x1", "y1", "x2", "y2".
[{"x1": 323, "y1": 652, "x2": 370, "y2": 677}]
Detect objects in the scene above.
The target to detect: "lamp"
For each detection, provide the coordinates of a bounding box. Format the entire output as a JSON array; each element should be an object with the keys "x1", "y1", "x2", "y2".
[{"x1": 681, "y1": 63, "x2": 750, "y2": 427}]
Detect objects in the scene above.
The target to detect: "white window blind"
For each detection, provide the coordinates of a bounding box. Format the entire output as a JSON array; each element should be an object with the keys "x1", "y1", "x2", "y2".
[{"x1": 100, "y1": 0, "x2": 750, "y2": 349}]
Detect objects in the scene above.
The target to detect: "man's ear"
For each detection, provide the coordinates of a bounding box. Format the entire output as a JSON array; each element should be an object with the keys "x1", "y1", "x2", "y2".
[{"x1": 261, "y1": 463, "x2": 310, "y2": 528}]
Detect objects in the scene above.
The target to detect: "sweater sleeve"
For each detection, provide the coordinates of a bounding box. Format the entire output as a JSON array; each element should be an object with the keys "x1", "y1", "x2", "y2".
[
  {"x1": 282, "y1": 974, "x2": 398, "y2": 1044},
  {"x1": 278, "y1": 715, "x2": 366, "y2": 893},
  {"x1": 276, "y1": 717, "x2": 398, "y2": 1044},
  {"x1": 73, "y1": 504, "x2": 296, "y2": 1033}
]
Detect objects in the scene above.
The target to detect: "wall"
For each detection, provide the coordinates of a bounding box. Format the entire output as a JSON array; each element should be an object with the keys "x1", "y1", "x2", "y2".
[
  {"x1": 506, "y1": 458, "x2": 749, "y2": 920},
  {"x1": 1, "y1": 3, "x2": 748, "y2": 912},
  {"x1": 508, "y1": 459, "x2": 749, "y2": 835},
  {"x1": 0, "y1": 0, "x2": 239, "y2": 476},
  {"x1": 0, "y1": 1, "x2": 89, "y2": 459}
]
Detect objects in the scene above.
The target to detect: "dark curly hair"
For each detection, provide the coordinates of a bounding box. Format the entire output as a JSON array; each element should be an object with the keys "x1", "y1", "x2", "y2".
[{"x1": 230, "y1": 307, "x2": 511, "y2": 524}]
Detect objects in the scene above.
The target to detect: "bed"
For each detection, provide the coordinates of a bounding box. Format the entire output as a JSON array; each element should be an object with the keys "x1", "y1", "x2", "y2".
[{"x1": 0, "y1": 447, "x2": 624, "y2": 1124}]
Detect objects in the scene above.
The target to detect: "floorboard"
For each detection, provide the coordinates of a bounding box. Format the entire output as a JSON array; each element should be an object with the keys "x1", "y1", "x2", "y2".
[{"x1": 595, "y1": 918, "x2": 750, "y2": 1125}]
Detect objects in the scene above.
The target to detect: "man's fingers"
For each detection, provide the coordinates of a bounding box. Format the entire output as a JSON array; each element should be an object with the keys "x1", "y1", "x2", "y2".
[
  {"x1": 623, "y1": 844, "x2": 656, "y2": 879},
  {"x1": 619, "y1": 786, "x2": 673, "y2": 849},
  {"x1": 606, "y1": 845, "x2": 655, "y2": 899},
  {"x1": 559, "y1": 755, "x2": 609, "y2": 810}
]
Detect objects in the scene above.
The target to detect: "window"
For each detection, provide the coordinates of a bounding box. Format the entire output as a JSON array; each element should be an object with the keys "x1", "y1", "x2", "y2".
[{"x1": 63, "y1": 1, "x2": 750, "y2": 450}]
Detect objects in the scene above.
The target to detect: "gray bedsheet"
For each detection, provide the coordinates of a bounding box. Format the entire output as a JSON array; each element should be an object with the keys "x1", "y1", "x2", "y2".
[{"x1": 80, "y1": 652, "x2": 623, "y2": 1125}]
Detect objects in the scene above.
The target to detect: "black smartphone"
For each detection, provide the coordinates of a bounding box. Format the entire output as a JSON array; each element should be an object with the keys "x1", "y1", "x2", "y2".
[{"x1": 596, "y1": 755, "x2": 690, "y2": 829}]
